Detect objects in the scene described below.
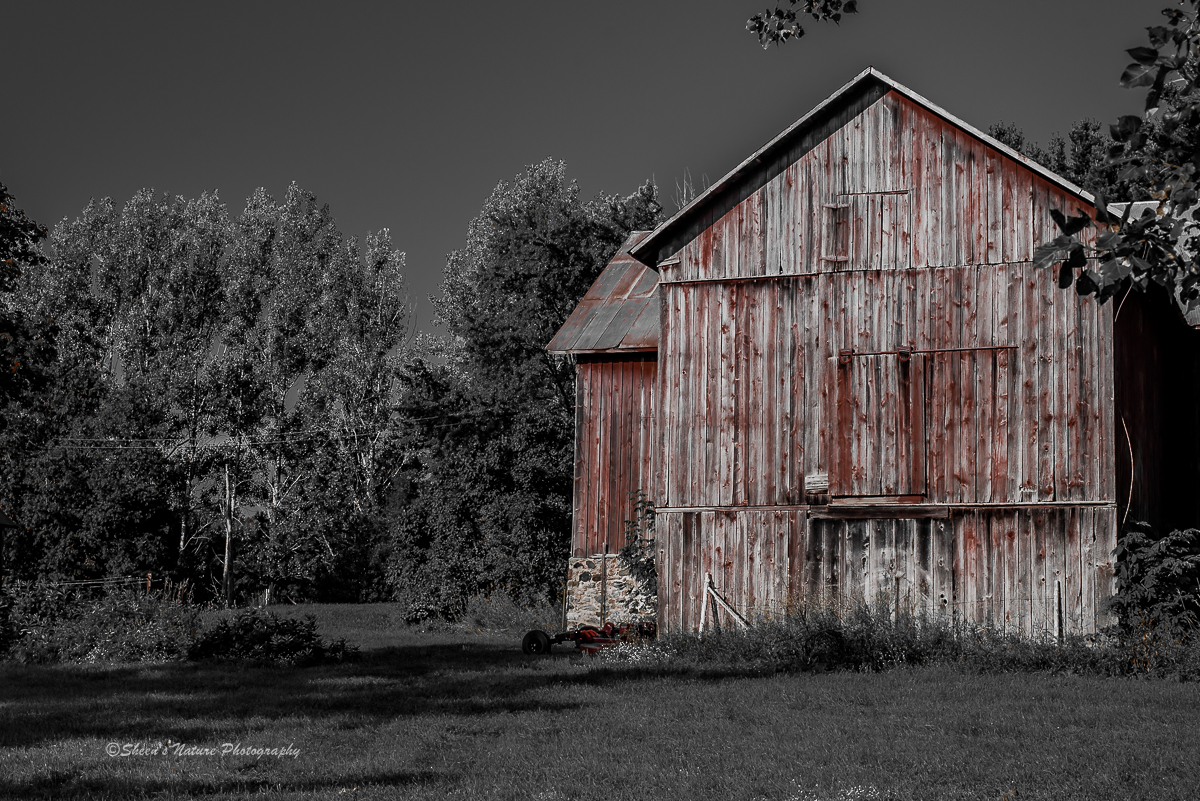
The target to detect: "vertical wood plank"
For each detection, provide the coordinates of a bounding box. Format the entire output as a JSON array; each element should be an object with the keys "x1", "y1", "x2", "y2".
[{"x1": 1031, "y1": 508, "x2": 1048, "y2": 636}]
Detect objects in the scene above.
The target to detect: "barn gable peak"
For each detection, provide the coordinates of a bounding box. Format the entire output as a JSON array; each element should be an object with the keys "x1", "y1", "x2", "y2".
[{"x1": 631, "y1": 67, "x2": 1094, "y2": 269}]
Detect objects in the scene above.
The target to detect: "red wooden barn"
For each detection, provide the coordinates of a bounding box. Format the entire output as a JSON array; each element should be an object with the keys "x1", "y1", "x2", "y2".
[{"x1": 548, "y1": 68, "x2": 1200, "y2": 636}]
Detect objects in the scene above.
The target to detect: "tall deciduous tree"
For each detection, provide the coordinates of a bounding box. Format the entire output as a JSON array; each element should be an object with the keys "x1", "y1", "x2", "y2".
[
  {"x1": 390, "y1": 159, "x2": 662, "y2": 616},
  {"x1": 0, "y1": 181, "x2": 56, "y2": 587},
  {"x1": 0, "y1": 182, "x2": 56, "y2": 413}
]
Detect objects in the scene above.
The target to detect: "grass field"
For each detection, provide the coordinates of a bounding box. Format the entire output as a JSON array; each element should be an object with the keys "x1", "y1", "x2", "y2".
[{"x1": 1, "y1": 603, "x2": 1198, "y2": 800}]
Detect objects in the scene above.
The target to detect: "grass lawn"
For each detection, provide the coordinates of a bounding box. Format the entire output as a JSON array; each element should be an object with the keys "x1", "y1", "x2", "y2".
[{"x1": 1, "y1": 603, "x2": 1198, "y2": 800}]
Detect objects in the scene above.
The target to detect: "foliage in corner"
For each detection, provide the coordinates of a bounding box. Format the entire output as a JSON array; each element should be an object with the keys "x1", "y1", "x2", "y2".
[
  {"x1": 619, "y1": 489, "x2": 657, "y2": 596},
  {"x1": 1107, "y1": 521, "x2": 1200, "y2": 640},
  {"x1": 747, "y1": 0, "x2": 857, "y2": 49},
  {"x1": 1028, "y1": 2, "x2": 1200, "y2": 305}
]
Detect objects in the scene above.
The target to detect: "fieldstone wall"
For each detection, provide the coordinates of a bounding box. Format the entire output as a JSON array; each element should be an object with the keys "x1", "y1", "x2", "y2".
[{"x1": 566, "y1": 554, "x2": 657, "y2": 627}]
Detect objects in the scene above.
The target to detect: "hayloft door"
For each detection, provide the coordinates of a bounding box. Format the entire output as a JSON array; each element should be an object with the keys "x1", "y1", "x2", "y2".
[{"x1": 830, "y1": 351, "x2": 927, "y2": 497}]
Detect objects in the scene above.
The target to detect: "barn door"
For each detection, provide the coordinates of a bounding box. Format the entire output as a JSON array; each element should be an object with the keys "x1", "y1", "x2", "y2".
[{"x1": 830, "y1": 351, "x2": 927, "y2": 497}]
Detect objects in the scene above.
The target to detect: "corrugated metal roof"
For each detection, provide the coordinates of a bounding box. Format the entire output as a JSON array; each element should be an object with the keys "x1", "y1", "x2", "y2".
[
  {"x1": 631, "y1": 67, "x2": 1097, "y2": 269},
  {"x1": 547, "y1": 231, "x2": 659, "y2": 354}
]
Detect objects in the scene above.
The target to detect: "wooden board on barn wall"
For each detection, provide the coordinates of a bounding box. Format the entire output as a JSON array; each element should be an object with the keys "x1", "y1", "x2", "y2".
[
  {"x1": 655, "y1": 507, "x2": 1114, "y2": 635},
  {"x1": 658, "y1": 267, "x2": 1111, "y2": 509},
  {"x1": 572, "y1": 357, "x2": 656, "y2": 557},
  {"x1": 662, "y1": 510, "x2": 1108, "y2": 633}
]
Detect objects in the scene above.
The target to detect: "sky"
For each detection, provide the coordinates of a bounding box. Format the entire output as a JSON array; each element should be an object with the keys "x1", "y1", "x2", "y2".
[{"x1": 3, "y1": 0, "x2": 1170, "y2": 333}]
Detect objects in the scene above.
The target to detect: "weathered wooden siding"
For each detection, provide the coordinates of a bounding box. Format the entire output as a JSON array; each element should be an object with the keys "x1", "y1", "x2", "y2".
[
  {"x1": 659, "y1": 92, "x2": 1095, "y2": 283},
  {"x1": 573, "y1": 355, "x2": 656, "y2": 557},
  {"x1": 657, "y1": 507, "x2": 1117, "y2": 636},
  {"x1": 652, "y1": 89, "x2": 1118, "y2": 634},
  {"x1": 656, "y1": 264, "x2": 1113, "y2": 508}
]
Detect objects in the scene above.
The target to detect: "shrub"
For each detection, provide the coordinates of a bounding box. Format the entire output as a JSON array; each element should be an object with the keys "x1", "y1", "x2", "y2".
[
  {"x1": 189, "y1": 609, "x2": 358, "y2": 666},
  {"x1": 1, "y1": 582, "x2": 358, "y2": 667},
  {"x1": 2, "y1": 580, "x2": 200, "y2": 664},
  {"x1": 1107, "y1": 521, "x2": 1200, "y2": 639}
]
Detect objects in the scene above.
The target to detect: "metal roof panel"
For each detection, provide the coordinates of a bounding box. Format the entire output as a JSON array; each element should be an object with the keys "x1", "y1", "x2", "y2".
[{"x1": 547, "y1": 231, "x2": 661, "y2": 354}]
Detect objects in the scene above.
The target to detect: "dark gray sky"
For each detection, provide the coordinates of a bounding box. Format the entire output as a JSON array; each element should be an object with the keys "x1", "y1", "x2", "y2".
[{"x1": 4, "y1": 1, "x2": 1167, "y2": 332}]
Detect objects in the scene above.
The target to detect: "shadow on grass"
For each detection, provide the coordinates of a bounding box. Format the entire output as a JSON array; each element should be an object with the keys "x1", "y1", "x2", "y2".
[
  {"x1": 0, "y1": 768, "x2": 450, "y2": 801},
  {"x1": 0, "y1": 639, "x2": 658, "y2": 749}
]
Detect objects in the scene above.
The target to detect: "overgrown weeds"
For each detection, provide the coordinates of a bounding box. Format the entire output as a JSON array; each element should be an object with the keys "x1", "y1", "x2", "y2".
[
  {"x1": 458, "y1": 591, "x2": 560, "y2": 633},
  {"x1": 596, "y1": 596, "x2": 1200, "y2": 681}
]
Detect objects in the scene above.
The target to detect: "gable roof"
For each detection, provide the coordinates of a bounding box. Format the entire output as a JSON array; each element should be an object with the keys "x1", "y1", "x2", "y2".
[
  {"x1": 547, "y1": 231, "x2": 659, "y2": 354},
  {"x1": 631, "y1": 67, "x2": 1096, "y2": 269}
]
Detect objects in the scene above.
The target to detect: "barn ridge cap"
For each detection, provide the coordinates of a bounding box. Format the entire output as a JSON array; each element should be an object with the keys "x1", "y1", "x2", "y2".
[{"x1": 630, "y1": 66, "x2": 1095, "y2": 269}]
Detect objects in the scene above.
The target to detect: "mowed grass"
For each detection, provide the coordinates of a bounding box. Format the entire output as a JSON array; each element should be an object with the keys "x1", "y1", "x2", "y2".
[{"x1": 1, "y1": 604, "x2": 1198, "y2": 800}]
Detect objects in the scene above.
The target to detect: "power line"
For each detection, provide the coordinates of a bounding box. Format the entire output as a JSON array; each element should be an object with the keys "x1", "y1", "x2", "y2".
[{"x1": 32, "y1": 407, "x2": 532, "y2": 452}]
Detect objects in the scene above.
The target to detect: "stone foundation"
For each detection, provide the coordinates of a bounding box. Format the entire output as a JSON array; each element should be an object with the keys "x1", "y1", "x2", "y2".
[{"x1": 565, "y1": 554, "x2": 657, "y2": 627}]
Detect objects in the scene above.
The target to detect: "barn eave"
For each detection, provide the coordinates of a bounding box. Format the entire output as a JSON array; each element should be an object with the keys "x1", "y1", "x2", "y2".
[{"x1": 546, "y1": 230, "x2": 661, "y2": 355}]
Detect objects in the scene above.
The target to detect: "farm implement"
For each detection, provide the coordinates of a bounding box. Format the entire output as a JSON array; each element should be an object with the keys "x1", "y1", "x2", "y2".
[{"x1": 521, "y1": 621, "x2": 657, "y2": 655}]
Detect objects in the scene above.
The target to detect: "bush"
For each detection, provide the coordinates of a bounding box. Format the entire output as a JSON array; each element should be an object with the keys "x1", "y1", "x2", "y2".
[
  {"x1": 2, "y1": 580, "x2": 200, "y2": 664},
  {"x1": 1, "y1": 582, "x2": 358, "y2": 667},
  {"x1": 1107, "y1": 521, "x2": 1200, "y2": 639},
  {"x1": 189, "y1": 608, "x2": 358, "y2": 666}
]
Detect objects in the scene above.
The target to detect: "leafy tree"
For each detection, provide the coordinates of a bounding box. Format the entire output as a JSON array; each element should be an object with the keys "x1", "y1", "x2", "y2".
[
  {"x1": 5, "y1": 190, "x2": 231, "y2": 586},
  {"x1": 239, "y1": 227, "x2": 412, "y2": 602},
  {"x1": 22, "y1": 190, "x2": 234, "y2": 567},
  {"x1": 390, "y1": 159, "x2": 662, "y2": 617},
  {"x1": 988, "y1": 118, "x2": 1160, "y2": 203},
  {"x1": 748, "y1": 0, "x2": 857, "y2": 48},
  {"x1": 0, "y1": 182, "x2": 56, "y2": 413},
  {"x1": 207, "y1": 185, "x2": 356, "y2": 603},
  {"x1": 0, "y1": 182, "x2": 57, "y2": 592}
]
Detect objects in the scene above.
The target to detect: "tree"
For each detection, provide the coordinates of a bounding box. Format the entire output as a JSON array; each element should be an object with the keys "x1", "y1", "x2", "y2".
[
  {"x1": 0, "y1": 182, "x2": 56, "y2": 415},
  {"x1": 239, "y1": 227, "x2": 412, "y2": 602},
  {"x1": 4, "y1": 181, "x2": 413, "y2": 601},
  {"x1": 1034, "y1": 5, "x2": 1200, "y2": 304},
  {"x1": 5, "y1": 190, "x2": 231, "y2": 586},
  {"x1": 747, "y1": 0, "x2": 857, "y2": 48},
  {"x1": 390, "y1": 159, "x2": 662, "y2": 616},
  {"x1": 0, "y1": 181, "x2": 57, "y2": 589},
  {"x1": 210, "y1": 184, "x2": 354, "y2": 603}
]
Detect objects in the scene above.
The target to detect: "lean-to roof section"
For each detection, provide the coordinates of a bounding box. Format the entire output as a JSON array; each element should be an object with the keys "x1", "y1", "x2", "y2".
[
  {"x1": 547, "y1": 230, "x2": 659, "y2": 354},
  {"x1": 631, "y1": 67, "x2": 1095, "y2": 269}
]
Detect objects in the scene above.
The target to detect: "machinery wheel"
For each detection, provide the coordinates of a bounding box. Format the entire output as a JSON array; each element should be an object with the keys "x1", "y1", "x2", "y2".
[{"x1": 521, "y1": 629, "x2": 552, "y2": 655}]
